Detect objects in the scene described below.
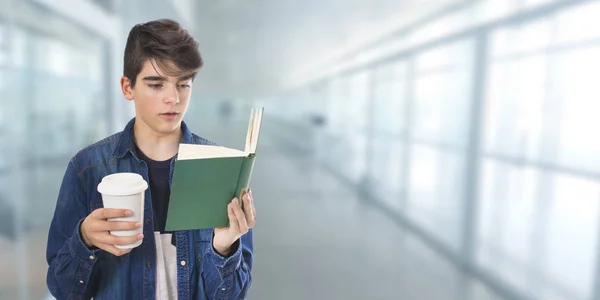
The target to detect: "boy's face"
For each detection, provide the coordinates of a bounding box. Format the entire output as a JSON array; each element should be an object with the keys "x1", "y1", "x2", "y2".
[{"x1": 121, "y1": 59, "x2": 195, "y2": 136}]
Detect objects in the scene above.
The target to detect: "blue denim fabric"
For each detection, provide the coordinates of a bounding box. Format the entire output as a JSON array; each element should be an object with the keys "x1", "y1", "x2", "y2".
[{"x1": 46, "y1": 118, "x2": 253, "y2": 300}]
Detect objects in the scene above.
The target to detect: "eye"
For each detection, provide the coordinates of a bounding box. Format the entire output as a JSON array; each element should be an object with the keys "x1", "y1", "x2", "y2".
[
  {"x1": 148, "y1": 84, "x2": 163, "y2": 89},
  {"x1": 177, "y1": 83, "x2": 191, "y2": 89}
]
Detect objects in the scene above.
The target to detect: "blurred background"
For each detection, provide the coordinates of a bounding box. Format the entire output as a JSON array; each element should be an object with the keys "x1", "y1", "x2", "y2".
[{"x1": 1, "y1": 0, "x2": 600, "y2": 299}]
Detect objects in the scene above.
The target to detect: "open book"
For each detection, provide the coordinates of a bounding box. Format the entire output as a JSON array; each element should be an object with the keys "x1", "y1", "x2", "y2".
[{"x1": 165, "y1": 108, "x2": 264, "y2": 231}]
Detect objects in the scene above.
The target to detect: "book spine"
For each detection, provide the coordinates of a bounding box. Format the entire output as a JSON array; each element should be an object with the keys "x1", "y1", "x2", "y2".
[{"x1": 234, "y1": 155, "x2": 256, "y2": 207}]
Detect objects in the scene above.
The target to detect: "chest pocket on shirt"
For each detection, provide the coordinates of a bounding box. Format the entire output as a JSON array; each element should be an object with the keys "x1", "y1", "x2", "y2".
[{"x1": 194, "y1": 229, "x2": 213, "y2": 264}]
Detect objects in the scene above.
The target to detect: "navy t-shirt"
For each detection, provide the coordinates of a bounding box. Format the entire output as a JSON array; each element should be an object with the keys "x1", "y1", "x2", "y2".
[
  {"x1": 134, "y1": 144, "x2": 179, "y2": 296},
  {"x1": 134, "y1": 144, "x2": 173, "y2": 233}
]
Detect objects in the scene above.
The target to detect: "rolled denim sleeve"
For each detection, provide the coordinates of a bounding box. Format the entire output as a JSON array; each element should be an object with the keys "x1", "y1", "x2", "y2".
[
  {"x1": 202, "y1": 229, "x2": 254, "y2": 299},
  {"x1": 46, "y1": 160, "x2": 98, "y2": 300}
]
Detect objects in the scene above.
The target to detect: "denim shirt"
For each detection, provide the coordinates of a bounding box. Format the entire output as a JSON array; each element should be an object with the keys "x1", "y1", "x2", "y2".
[{"x1": 46, "y1": 118, "x2": 253, "y2": 300}]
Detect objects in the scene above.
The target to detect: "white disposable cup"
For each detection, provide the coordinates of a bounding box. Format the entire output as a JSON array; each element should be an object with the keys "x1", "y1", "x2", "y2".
[{"x1": 97, "y1": 173, "x2": 148, "y2": 249}]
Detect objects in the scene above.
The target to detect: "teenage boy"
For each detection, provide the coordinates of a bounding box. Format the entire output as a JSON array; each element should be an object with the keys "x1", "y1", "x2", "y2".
[{"x1": 46, "y1": 19, "x2": 254, "y2": 300}]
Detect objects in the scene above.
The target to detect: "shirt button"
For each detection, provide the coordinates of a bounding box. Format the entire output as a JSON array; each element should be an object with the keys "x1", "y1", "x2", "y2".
[
  {"x1": 89, "y1": 255, "x2": 95, "y2": 260},
  {"x1": 180, "y1": 260, "x2": 186, "y2": 266},
  {"x1": 79, "y1": 280, "x2": 84, "y2": 284},
  {"x1": 147, "y1": 262, "x2": 152, "y2": 268},
  {"x1": 221, "y1": 288, "x2": 226, "y2": 291},
  {"x1": 145, "y1": 218, "x2": 151, "y2": 224}
]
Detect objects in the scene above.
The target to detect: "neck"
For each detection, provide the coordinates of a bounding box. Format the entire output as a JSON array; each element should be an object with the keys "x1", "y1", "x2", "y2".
[{"x1": 133, "y1": 118, "x2": 182, "y2": 161}]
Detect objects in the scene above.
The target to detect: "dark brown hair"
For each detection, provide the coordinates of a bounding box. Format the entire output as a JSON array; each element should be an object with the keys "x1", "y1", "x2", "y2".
[{"x1": 123, "y1": 19, "x2": 203, "y2": 87}]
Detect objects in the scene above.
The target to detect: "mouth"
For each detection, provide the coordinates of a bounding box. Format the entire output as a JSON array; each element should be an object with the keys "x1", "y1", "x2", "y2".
[{"x1": 159, "y1": 112, "x2": 180, "y2": 120}]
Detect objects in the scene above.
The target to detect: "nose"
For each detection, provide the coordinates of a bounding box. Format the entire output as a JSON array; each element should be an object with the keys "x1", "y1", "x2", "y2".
[{"x1": 164, "y1": 84, "x2": 180, "y2": 105}]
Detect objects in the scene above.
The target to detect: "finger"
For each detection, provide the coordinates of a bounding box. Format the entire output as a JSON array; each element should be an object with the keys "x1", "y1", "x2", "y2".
[
  {"x1": 111, "y1": 233, "x2": 143, "y2": 246},
  {"x1": 249, "y1": 189, "x2": 256, "y2": 218},
  {"x1": 228, "y1": 202, "x2": 240, "y2": 233},
  {"x1": 91, "y1": 220, "x2": 141, "y2": 232},
  {"x1": 98, "y1": 243, "x2": 133, "y2": 257},
  {"x1": 231, "y1": 198, "x2": 249, "y2": 234},
  {"x1": 93, "y1": 208, "x2": 132, "y2": 220},
  {"x1": 99, "y1": 232, "x2": 143, "y2": 246},
  {"x1": 242, "y1": 195, "x2": 255, "y2": 228}
]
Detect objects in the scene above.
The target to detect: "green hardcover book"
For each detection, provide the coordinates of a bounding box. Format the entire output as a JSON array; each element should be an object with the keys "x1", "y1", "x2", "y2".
[{"x1": 165, "y1": 108, "x2": 264, "y2": 231}]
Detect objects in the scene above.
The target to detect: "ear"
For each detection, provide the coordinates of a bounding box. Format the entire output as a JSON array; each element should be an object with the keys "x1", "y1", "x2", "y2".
[{"x1": 120, "y1": 76, "x2": 134, "y2": 101}]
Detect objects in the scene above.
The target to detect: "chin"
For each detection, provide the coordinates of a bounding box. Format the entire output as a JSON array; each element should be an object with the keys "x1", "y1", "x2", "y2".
[{"x1": 155, "y1": 120, "x2": 181, "y2": 133}]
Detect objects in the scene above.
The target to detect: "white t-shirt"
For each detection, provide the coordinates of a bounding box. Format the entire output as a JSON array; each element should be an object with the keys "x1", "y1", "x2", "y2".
[{"x1": 154, "y1": 232, "x2": 178, "y2": 300}]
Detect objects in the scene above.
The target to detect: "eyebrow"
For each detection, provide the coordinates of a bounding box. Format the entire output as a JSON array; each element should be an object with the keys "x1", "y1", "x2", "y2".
[
  {"x1": 142, "y1": 73, "x2": 196, "y2": 82},
  {"x1": 142, "y1": 76, "x2": 166, "y2": 81}
]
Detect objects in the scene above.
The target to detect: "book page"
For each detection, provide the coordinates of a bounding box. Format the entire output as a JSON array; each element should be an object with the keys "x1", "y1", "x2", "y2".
[
  {"x1": 250, "y1": 108, "x2": 264, "y2": 153},
  {"x1": 244, "y1": 108, "x2": 254, "y2": 153},
  {"x1": 178, "y1": 144, "x2": 247, "y2": 160}
]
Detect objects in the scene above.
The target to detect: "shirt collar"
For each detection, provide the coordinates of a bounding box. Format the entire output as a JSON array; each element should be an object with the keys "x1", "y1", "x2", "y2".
[{"x1": 113, "y1": 117, "x2": 194, "y2": 159}]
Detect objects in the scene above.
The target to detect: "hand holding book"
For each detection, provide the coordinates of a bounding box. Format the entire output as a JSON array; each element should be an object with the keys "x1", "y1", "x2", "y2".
[
  {"x1": 165, "y1": 108, "x2": 264, "y2": 231},
  {"x1": 213, "y1": 189, "x2": 256, "y2": 256}
]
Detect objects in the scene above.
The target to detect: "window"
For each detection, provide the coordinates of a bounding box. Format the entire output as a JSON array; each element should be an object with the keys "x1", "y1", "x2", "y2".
[
  {"x1": 413, "y1": 39, "x2": 474, "y2": 148},
  {"x1": 345, "y1": 71, "x2": 370, "y2": 183},
  {"x1": 476, "y1": 160, "x2": 540, "y2": 293},
  {"x1": 326, "y1": 77, "x2": 348, "y2": 136},
  {"x1": 553, "y1": 46, "x2": 600, "y2": 172},
  {"x1": 483, "y1": 55, "x2": 547, "y2": 160},
  {"x1": 479, "y1": 3, "x2": 600, "y2": 298},
  {"x1": 407, "y1": 145, "x2": 465, "y2": 250},
  {"x1": 367, "y1": 60, "x2": 409, "y2": 210},
  {"x1": 347, "y1": 71, "x2": 370, "y2": 133},
  {"x1": 372, "y1": 61, "x2": 407, "y2": 135}
]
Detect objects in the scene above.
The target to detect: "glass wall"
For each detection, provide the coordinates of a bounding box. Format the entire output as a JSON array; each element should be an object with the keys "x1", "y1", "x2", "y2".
[
  {"x1": 368, "y1": 60, "x2": 407, "y2": 212},
  {"x1": 406, "y1": 38, "x2": 474, "y2": 251},
  {"x1": 271, "y1": 1, "x2": 600, "y2": 300},
  {"x1": 478, "y1": 2, "x2": 600, "y2": 299},
  {"x1": 0, "y1": 14, "x2": 108, "y2": 300},
  {"x1": 0, "y1": 1, "x2": 193, "y2": 298},
  {"x1": 4, "y1": 0, "x2": 600, "y2": 299}
]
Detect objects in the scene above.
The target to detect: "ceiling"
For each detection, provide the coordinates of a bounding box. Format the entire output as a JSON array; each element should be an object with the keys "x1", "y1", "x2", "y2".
[{"x1": 192, "y1": 0, "x2": 460, "y2": 96}]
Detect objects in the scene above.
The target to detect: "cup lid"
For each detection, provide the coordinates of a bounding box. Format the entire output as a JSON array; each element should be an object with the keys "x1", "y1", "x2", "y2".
[{"x1": 97, "y1": 173, "x2": 148, "y2": 196}]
